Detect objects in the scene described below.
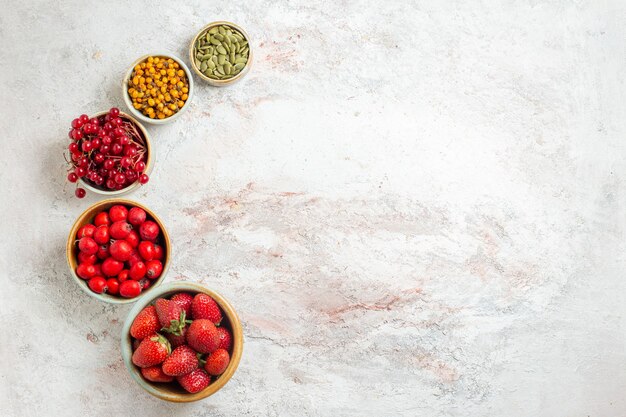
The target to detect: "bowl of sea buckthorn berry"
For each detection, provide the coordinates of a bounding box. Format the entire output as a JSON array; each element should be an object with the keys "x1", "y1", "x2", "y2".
[{"x1": 123, "y1": 54, "x2": 194, "y2": 124}]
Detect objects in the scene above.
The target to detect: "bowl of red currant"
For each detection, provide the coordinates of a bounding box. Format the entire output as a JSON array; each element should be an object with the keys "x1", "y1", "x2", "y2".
[
  {"x1": 67, "y1": 199, "x2": 170, "y2": 304},
  {"x1": 65, "y1": 108, "x2": 153, "y2": 198}
]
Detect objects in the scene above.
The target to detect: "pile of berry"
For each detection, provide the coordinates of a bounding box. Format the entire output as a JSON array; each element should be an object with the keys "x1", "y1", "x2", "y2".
[
  {"x1": 66, "y1": 108, "x2": 150, "y2": 198},
  {"x1": 130, "y1": 292, "x2": 233, "y2": 393},
  {"x1": 74, "y1": 204, "x2": 164, "y2": 298}
]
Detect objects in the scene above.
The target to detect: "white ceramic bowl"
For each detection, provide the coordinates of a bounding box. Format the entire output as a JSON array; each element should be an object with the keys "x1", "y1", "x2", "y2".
[
  {"x1": 78, "y1": 111, "x2": 154, "y2": 196},
  {"x1": 122, "y1": 53, "x2": 194, "y2": 125}
]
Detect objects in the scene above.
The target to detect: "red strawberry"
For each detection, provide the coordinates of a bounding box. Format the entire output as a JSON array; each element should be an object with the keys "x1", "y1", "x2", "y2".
[
  {"x1": 171, "y1": 292, "x2": 193, "y2": 316},
  {"x1": 130, "y1": 305, "x2": 160, "y2": 339},
  {"x1": 162, "y1": 345, "x2": 199, "y2": 376},
  {"x1": 177, "y1": 369, "x2": 210, "y2": 393},
  {"x1": 216, "y1": 327, "x2": 232, "y2": 351},
  {"x1": 132, "y1": 333, "x2": 171, "y2": 368},
  {"x1": 204, "y1": 348, "x2": 230, "y2": 376},
  {"x1": 155, "y1": 298, "x2": 189, "y2": 335},
  {"x1": 186, "y1": 319, "x2": 220, "y2": 354},
  {"x1": 191, "y1": 293, "x2": 222, "y2": 324},
  {"x1": 141, "y1": 366, "x2": 174, "y2": 382},
  {"x1": 166, "y1": 327, "x2": 187, "y2": 348}
]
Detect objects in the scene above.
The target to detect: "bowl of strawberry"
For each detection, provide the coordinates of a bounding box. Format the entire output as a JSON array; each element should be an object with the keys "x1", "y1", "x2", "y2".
[
  {"x1": 121, "y1": 282, "x2": 243, "y2": 402},
  {"x1": 67, "y1": 199, "x2": 170, "y2": 303},
  {"x1": 65, "y1": 108, "x2": 153, "y2": 199}
]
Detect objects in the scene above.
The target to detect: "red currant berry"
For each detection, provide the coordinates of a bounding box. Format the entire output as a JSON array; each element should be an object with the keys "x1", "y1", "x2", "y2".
[
  {"x1": 120, "y1": 157, "x2": 132, "y2": 168},
  {"x1": 82, "y1": 141, "x2": 93, "y2": 152},
  {"x1": 77, "y1": 156, "x2": 89, "y2": 167},
  {"x1": 112, "y1": 143, "x2": 123, "y2": 155},
  {"x1": 91, "y1": 138, "x2": 101, "y2": 149},
  {"x1": 71, "y1": 129, "x2": 84, "y2": 141},
  {"x1": 83, "y1": 124, "x2": 95, "y2": 135},
  {"x1": 79, "y1": 114, "x2": 89, "y2": 124},
  {"x1": 100, "y1": 144, "x2": 110, "y2": 154},
  {"x1": 71, "y1": 118, "x2": 83, "y2": 129},
  {"x1": 102, "y1": 135, "x2": 112, "y2": 145},
  {"x1": 126, "y1": 170, "x2": 138, "y2": 183},
  {"x1": 114, "y1": 173, "x2": 126, "y2": 184},
  {"x1": 103, "y1": 123, "x2": 113, "y2": 132},
  {"x1": 105, "y1": 179, "x2": 116, "y2": 189},
  {"x1": 89, "y1": 117, "x2": 100, "y2": 126},
  {"x1": 124, "y1": 145, "x2": 138, "y2": 157},
  {"x1": 103, "y1": 159, "x2": 115, "y2": 170},
  {"x1": 109, "y1": 107, "x2": 120, "y2": 117},
  {"x1": 111, "y1": 117, "x2": 123, "y2": 127},
  {"x1": 67, "y1": 172, "x2": 78, "y2": 183},
  {"x1": 134, "y1": 161, "x2": 146, "y2": 173},
  {"x1": 75, "y1": 188, "x2": 86, "y2": 198},
  {"x1": 119, "y1": 135, "x2": 129, "y2": 146},
  {"x1": 113, "y1": 127, "x2": 125, "y2": 137},
  {"x1": 93, "y1": 153, "x2": 105, "y2": 164},
  {"x1": 95, "y1": 176, "x2": 104, "y2": 185},
  {"x1": 69, "y1": 143, "x2": 79, "y2": 154},
  {"x1": 139, "y1": 174, "x2": 149, "y2": 184},
  {"x1": 76, "y1": 167, "x2": 87, "y2": 177}
]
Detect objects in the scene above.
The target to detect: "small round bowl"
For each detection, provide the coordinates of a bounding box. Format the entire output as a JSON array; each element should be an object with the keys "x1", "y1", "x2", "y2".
[
  {"x1": 78, "y1": 111, "x2": 153, "y2": 196},
  {"x1": 66, "y1": 199, "x2": 171, "y2": 304},
  {"x1": 122, "y1": 53, "x2": 195, "y2": 125},
  {"x1": 121, "y1": 282, "x2": 243, "y2": 402},
  {"x1": 189, "y1": 21, "x2": 253, "y2": 86}
]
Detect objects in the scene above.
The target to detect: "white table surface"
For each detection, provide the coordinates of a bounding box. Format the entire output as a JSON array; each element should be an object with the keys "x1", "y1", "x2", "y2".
[{"x1": 1, "y1": 1, "x2": 625, "y2": 416}]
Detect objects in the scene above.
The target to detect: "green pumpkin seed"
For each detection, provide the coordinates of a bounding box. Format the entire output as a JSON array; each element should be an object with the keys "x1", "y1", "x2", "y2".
[
  {"x1": 208, "y1": 27, "x2": 219, "y2": 34},
  {"x1": 224, "y1": 62, "x2": 232, "y2": 74},
  {"x1": 217, "y1": 54, "x2": 226, "y2": 65},
  {"x1": 211, "y1": 55, "x2": 218, "y2": 64},
  {"x1": 216, "y1": 45, "x2": 227, "y2": 55},
  {"x1": 207, "y1": 59, "x2": 216, "y2": 69},
  {"x1": 218, "y1": 26, "x2": 225, "y2": 35},
  {"x1": 210, "y1": 37, "x2": 221, "y2": 46},
  {"x1": 216, "y1": 65, "x2": 225, "y2": 75},
  {"x1": 214, "y1": 33, "x2": 224, "y2": 41},
  {"x1": 200, "y1": 60, "x2": 208, "y2": 72},
  {"x1": 232, "y1": 68, "x2": 241, "y2": 75},
  {"x1": 233, "y1": 63, "x2": 245, "y2": 70},
  {"x1": 195, "y1": 58, "x2": 201, "y2": 68},
  {"x1": 230, "y1": 52, "x2": 236, "y2": 62},
  {"x1": 234, "y1": 57, "x2": 247, "y2": 64}
]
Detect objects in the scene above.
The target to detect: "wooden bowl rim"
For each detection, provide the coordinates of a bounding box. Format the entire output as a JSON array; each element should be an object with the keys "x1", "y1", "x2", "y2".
[
  {"x1": 120, "y1": 282, "x2": 244, "y2": 402},
  {"x1": 66, "y1": 198, "x2": 171, "y2": 304}
]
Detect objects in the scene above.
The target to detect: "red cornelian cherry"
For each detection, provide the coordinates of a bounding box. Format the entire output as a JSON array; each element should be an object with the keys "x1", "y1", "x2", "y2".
[
  {"x1": 88, "y1": 276, "x2": 107, "y2": 293},
  {"x1": 119, "y1": 280, "x2": 141, "y2": 298}
]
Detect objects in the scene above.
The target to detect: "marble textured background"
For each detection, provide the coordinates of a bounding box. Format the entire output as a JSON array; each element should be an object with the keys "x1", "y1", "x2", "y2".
[{"x1": 1, "y1": 1, "x2": 625, "y2": 416}]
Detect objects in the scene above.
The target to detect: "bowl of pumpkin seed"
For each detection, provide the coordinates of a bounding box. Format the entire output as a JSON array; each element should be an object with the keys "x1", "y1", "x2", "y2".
[{"x1": 189, "y1": 21, "x2": 252, "y2": 86}]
